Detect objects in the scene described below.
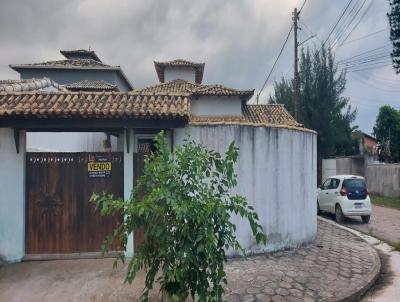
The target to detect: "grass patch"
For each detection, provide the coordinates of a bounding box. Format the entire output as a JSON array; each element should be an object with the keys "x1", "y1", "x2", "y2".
[
  {"x1": 370, "y1": 194, "x2": 400, "y2": 210},
  {"x1": 390, "y1": 241, "x2": 400, "y2": 252}
]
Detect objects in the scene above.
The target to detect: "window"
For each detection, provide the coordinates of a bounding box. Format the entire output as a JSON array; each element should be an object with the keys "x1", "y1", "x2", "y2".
[
  {"x1": 330, "y1": 178, "x2": 340, "y2": 189},
  {"x1": 343, "y1": 179, "x2": 366, "y2": 192},
  {"x1": 137, "y1": 138, "x2": 156, "y2": 154},
  {"x1": 321, "y1": 179, "x2": 331, "y2": 190}
]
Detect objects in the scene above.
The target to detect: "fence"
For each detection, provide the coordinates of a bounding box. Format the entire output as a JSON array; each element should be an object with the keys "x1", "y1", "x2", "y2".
[{"x1": 366, "y1": 164, "x2": 400, "y2": 198}]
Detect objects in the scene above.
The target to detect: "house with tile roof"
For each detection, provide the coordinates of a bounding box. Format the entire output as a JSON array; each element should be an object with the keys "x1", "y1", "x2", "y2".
[
  {"x1": 0, "y1": 58, "x2": 317, "y2": 262},
  {"x1": 10, "y1": 49, "x2": 133, "y2": 91}
]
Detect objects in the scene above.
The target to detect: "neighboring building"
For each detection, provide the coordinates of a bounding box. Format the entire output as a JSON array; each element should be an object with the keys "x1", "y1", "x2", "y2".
[
  {"x1": 358, "y1": 131, "x2": 378, "y2": 160},
  {"x1": 8, "y1": 49, "x2": 132, "y2": 152},
  {"x1": 10, "y1": 49, "x2": 133, "y2": 91},
  {"x1": 321, "y1": 131, "x2": 379, "y2": 182},
  {"x1": 0, "y1": 58, "x2": 317, "y2": 262}
]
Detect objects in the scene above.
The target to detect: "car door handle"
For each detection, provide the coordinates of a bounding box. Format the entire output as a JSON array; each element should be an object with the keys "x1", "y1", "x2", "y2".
[{"x1": 325, "y1": 192, "x2": 329, "y2": 194}]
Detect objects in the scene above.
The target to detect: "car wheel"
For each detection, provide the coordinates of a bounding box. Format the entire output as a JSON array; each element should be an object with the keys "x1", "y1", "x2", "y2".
[
  {"x1": 362, "y1": 215, "x2": 370, "y2": 224},
  {"x1": 335, "y1": 205, "x2": 345, "y2": 224},
  {"x1": 317, "y1": 201, "x2": 321, "y2": 215}
]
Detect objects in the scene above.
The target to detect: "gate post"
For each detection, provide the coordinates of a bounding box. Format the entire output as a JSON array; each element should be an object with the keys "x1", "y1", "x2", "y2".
[
  {"x1": 124, "y1": 129, "x2": 135, "y2": 257},
  {"x1": 0, "y1": 129, "x2": 26, "y2": 262}
]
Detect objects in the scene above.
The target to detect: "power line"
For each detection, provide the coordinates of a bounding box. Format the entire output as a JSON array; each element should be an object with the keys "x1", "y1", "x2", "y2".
[
  {"x1": 340, "y1": 28, "x2": 388, "y2": 46},
  {"x1": 299, "y1": 0, "x2": 308, "y2": 13},
  {"x1": 321, "y1": 0, "x2": 355, "y2": 48},
  {"x1": 338, "y1": 0, "x2": 374, "y2": 47},
  {"x1": 337, "y1": 44, "x2": 391, "y2": 63},
  {"x1": 256, "y1": 25, "x2": 293, "y2": 103},
  {"x1": 347, "y1": 63, "x2": 393, "y2": 73},
  {"x1": 330, "y1": 0, "x2": 366, "y2": 48}
]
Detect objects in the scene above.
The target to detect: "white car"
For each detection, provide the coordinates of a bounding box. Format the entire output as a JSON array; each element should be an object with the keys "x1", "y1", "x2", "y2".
[{"x1": 317, "y1": 175, "x2": 372, "y2": 223}]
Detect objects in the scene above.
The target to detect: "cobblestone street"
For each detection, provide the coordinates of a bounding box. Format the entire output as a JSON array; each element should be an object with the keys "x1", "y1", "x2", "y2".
[
  {"x1": 343, "y1": 205, "x2": 400, "y2": 244},
  {"x1": 0, "y1": 219, "x2": 380, "y2": 302},
  {"x1": 224, "y1": 219, "x2": 380, "y2": 302}
]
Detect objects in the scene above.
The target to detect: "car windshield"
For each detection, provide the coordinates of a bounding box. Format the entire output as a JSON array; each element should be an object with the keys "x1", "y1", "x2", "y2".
[{"x1": 343, "y1": 179, "x2": 366, "y2": 192}]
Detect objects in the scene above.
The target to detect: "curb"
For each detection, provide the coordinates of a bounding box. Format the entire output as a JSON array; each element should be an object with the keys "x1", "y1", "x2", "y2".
[{"x1": 318, "y1": 216, "x2": 382, "y2": 302}]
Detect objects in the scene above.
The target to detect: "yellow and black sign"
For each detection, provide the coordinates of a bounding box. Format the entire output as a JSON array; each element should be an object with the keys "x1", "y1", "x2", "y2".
[{"x1": 88, "y1": 154, "x2": 112, "y2": 178}]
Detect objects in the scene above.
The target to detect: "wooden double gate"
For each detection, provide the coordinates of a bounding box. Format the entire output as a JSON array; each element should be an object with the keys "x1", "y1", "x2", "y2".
[{"x1": 25, "y1": 152, "x2": 124, "y2": 254}]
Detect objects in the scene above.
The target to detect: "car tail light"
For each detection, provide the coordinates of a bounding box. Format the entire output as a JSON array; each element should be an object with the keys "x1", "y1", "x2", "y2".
[
  {"x1": 365, "y1": 188, "x2": 369, "y2": 195},
  {"x1": 340, "y1": 186, "x2": 347, "y2": 196}
]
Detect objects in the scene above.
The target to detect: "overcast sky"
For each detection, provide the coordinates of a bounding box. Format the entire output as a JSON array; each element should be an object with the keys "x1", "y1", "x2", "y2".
[{"x1": 0, "y1": 0, "x2": 398, "y2": 134}]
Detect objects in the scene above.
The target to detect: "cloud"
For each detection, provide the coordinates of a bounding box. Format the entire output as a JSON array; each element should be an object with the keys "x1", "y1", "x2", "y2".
[{"x1": 0, "y1": 0, "x2": 398, "y2": 133}]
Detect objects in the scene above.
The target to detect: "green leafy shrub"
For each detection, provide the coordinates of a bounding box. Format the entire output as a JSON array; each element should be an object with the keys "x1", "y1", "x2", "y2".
[{"x1": 91, "y1": 131, "x2": 267, "y2": 301}]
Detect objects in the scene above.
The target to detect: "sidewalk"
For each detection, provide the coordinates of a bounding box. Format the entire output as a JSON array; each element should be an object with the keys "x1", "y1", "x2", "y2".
[{"x1": 0, "y1": 219, "x2": 380, "y2": 302}]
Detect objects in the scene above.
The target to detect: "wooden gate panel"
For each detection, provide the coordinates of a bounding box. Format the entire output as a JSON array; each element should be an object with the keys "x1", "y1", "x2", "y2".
[{"x1": 25, "y1": 152, "x2": 123, "y2": 254}]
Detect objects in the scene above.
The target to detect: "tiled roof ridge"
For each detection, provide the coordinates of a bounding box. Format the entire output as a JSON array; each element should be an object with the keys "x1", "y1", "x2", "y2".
[
  {"x1": 10, "y1": 58, "x2": 113, "y2": 69},
  {"x1": 154, "y1": 59, "x2": 205, "y2": 67},
  {"x1": 0, "y1": 90, "x2": 191, "y2": 99},
  {"x1": 189, "y1": 104, "x2": 303, "y2": 129},
  {"x1": 60, "y1": 49, "x2": 101, "y2": 62},
  {"x1": 0, "y1": 92, "x2": 190, "y2": 120},
  {"x1": 0, "y1": 78, "x2": 68, "y2": 92},
  {"x1": 135, "y1": 79, "x2": 253, "y2": 99},
  {"x1": 64, "y1": 80, "x2": 118, "y2": 91},
  {"x1": 135, "y1": 79, "x2": 200, "y2": 94}
]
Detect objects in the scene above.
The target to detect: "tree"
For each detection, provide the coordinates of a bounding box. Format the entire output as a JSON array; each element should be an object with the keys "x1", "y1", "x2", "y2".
[
  {"x1": 389, "y1": 0, "x2": 400, "y2": 73},
  {"x1": 270, "y1": 46, "x2": 357, "y2": 182},
  {"x1": 91, "y1": 131, "x2": 267, "y2": 302},
  {"x1": 373, "y1": 105, "x2": 400, "y2": 162}
]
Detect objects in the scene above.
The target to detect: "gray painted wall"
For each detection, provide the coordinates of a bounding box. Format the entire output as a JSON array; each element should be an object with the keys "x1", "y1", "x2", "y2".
[
  {"x1": 0, "y1": 129, "x2": 26, "y2": 262},
  {"x1": 322, "y1": 157, "x2": 365, "y2": 180},
  {"x1": 174, "y1": 125, "x2": 317, "y2": 255},
  {"x1": 336, "y1": 157, "x2": 365, "y2": 176},
  {"x1": 366, "y1": 164, "x2": 400, "y2": 197},
  {"x1": 19, "y1": 69, "x2": 131, "y2": 91}
]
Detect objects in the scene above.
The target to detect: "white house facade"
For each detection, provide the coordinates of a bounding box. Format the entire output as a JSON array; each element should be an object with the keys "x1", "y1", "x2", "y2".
[{"x1": 0, "y1": 59, "x2": 317, "y2": 261}]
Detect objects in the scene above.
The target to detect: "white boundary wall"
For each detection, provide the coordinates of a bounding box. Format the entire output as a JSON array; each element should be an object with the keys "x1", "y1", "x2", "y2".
[{"x1": 174, "y1": 125, "x2": 317, "y2": 255}]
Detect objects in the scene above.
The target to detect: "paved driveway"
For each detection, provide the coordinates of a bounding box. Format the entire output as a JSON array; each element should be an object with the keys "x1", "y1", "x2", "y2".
[
  {"x1": 0, "y1": 220, "x2": 380, "y2": 302},
  {"x1": 343, "y1": 205, "x2": 400, "y2": 243}
]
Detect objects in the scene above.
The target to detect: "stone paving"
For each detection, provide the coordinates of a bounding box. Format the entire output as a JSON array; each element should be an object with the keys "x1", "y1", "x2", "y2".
[
  {"x1": 224, "y1": 219, "x2": 380, "y2": 302},
  {"x1": 0, "y1": 219, "x2": 380, "y2": 302},
  {"x1": 343, "y1": 204, "x2": 400, "y2": 244}
]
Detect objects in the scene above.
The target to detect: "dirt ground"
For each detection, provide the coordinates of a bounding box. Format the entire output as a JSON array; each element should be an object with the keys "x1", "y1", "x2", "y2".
[{"x1": 0, "y1": 258, "x2": 161, "y2": 302}]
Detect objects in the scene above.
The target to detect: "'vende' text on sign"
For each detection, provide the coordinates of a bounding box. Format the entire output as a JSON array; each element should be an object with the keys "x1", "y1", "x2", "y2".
[{"x1": 88, "y1": 154, "x2": 112, "y2": 178}]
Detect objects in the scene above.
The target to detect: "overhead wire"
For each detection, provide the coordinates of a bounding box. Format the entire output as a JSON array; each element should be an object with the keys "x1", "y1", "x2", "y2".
[
  {"x1": 337, "y1": 0, "x2": 374, "y2": 47},
  {"x1": 256, "y1": 25, "x2": 293, "y2": 103},
  {"x1": 321, "y1": 0, "x2": 355, "y2": 49},
  {"x1": 330, "y1": 0, "x2": 367, "y2": 48},
  {"x1": 340, "y1": 28, "x2": 388, "y2": 46}
]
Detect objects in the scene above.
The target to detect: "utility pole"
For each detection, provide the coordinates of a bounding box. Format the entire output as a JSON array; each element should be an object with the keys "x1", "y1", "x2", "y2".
[{"x1": 293, "y1": 8, "x2": 300, "y2": 121}]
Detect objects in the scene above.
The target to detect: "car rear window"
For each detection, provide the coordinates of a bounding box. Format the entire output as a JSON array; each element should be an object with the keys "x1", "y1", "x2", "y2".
[{"x1": 343, "y1": 179, "x2": 366, "y2": 192}]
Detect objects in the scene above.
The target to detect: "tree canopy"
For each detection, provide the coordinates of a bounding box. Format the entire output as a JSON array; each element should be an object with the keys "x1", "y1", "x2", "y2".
[
  {"x1": 269, "y1": 46, "x2": 357, "y2": 160},
  {"x1": 389, "y1": 0, "x2": 400, "y2": 73},
  {"x1": 373, "y1": 105, "x2": 400, "y2": 162}
]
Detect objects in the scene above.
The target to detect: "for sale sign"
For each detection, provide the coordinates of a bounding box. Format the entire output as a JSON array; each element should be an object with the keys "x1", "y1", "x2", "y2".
[{"x1": 88, "y1": 154, "x2": 112, "y2": 178}]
